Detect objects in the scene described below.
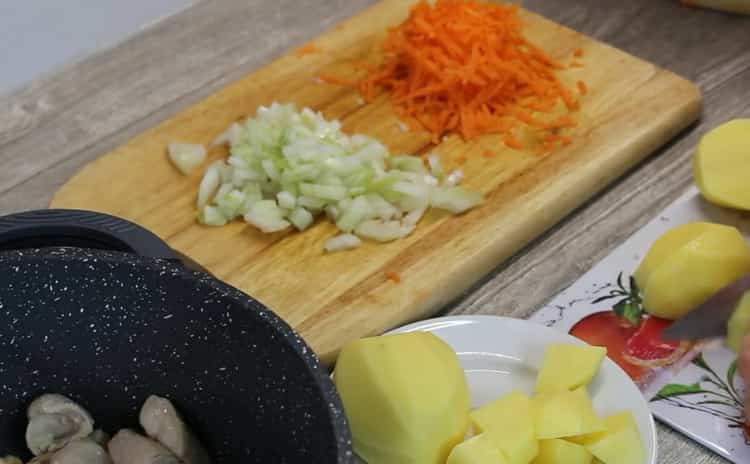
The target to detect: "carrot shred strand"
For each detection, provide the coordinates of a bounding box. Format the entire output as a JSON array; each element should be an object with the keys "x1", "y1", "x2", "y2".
[
  {"x1": 385, "y1": 271, "x2": 401, "y2": 283},
  {"x1": 577, "y1": 80, "x2": 588, "y2": 96},
  {"x1": 295, "y1": 43, "x2": 319, "y2": 57}
]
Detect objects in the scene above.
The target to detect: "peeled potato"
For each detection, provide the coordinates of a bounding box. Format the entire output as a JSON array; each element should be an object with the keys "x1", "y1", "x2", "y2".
[
  {"x1": 470, "y1": 391, "x2": 538, "y2": 464},
  {"x1": 694, "y1": 119, "x2": 750, "y2": 211},
  {"x1": 534, "y1": 439, "x2": 592, "y2": 464},
  {"x1": 447, "y1": 434, "x2": 508, "y2": 464},
  {"x1": 534, "y1": 388, "x2": 605, "y2": 440},
  {"x1": 727, "y1": 291, "x2": 750, "y2": 352},
  {"x1": 633, "y1": 222, "x2": 715, "y2": 287},
  {"x1": 536, "y1": 344, "x2": 607, "y2": 393},
  {"x1": 634, "y1": 222, "x2": 750, "y2": 319},
  {"x1": 572, "y1": 412, "x2": 645, "y2": 464},
  {"x1": 334, "y1": 332, "x2": 470, "y2": 464}
]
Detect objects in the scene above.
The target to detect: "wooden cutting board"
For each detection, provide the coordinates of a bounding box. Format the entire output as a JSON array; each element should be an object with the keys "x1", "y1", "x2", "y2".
[{"x1": 51, "y1": 0, "x2": 702, "y2": 364}]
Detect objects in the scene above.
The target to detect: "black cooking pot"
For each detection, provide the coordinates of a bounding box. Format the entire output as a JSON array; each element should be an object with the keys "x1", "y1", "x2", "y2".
[{"x1": 0, "y1": 209, "x2": 353, "y2": 463}]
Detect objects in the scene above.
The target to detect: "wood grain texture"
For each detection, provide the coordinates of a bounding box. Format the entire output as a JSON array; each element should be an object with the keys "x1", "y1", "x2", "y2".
[
  {"x1": 49, "y1": 0, "x2": 700, "y2": 365},
  {"x1": 1, "y1": 0, "x2": 749, "y2": 462}
]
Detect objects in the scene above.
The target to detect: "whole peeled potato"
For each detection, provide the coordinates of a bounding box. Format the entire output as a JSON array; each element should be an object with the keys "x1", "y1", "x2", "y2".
[
  {"x1": 694, "y1": 119, "x2": 750, "y2": 211},
  {"x1": 334, "y1": 332, "x2": 470, "y2": 464},
  {"x1": 634, "y1": 222, "x2": 750, "y2": 319}
]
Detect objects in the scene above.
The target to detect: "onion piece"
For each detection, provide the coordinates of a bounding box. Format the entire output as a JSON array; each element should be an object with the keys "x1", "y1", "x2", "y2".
[
  {"x1": 289, "y1": 207, "x2": 314, "y2": 231},
  {"x1": 198, "y1": 206, "x2": 228, "y2": 226},
  {"x1": 243, "y1": 200, "x2": 291, "y2": 233},
  {"x1": 168, "y1": 143, "x2": 207, "y2": 175},
  {"x1": 356, "y1": 220, "x2": 415, "y2": 242},
  {"x1": 431, "y1": 186, "x2": 483, "y2": 214},
  {"x1": 445, "y1": 169, "x2": 464, "y2": 187},
  {"x1": 196, "y1": 162, "x2": 222, "y2": 209},
  {"x1": 325, "y1": 234, "x2": 362, "y2": 252}
]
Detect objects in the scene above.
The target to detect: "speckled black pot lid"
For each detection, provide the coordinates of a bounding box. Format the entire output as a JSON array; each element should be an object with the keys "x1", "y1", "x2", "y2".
[{"x1": 0, "y1": 246, "x2": 353, "y2": 463}]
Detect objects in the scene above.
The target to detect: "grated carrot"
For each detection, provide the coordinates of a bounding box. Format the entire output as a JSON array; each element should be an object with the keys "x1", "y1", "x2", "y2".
[
  {"x1": 482, "y1": 149, "x2": 496, "y2": 158},
  {"x1": 577, "y1": 80, "x2": 588, "y2": 96},
  {"x1": 569, "y1": 61, "x2": 585, "y2": 68},
  {"x1": 503, "y1": 134, "x2": 524, "y2": 150},
  {"x1": 317, "y1": 73, "x2": 358, "y2": 87},
  {"x1": 295, "y1": 43, "x2": 319, "y2": 57},
  {"x1": 454, "y1": 155, "x2": 468, "y2": 165},
  {"x1": 385, "y1": 271, "x2": 401, "y2": 283},
  {"x1": 574, "y1": 47, "x2": 584, "y2": 58},
  {"x1": 348, "y1": 0, "x2": 582, "y2": 150}
]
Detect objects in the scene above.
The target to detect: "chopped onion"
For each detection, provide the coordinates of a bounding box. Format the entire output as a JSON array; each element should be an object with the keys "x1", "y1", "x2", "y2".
[
  {"x1": 403, "y1": 207, "x2": 426, "y2": 227},
  {"x1": 356, "y1": 220, "x2": 414, "y2": 242},
  {"x1": 445, "y1": 169, "x2": 464, "y2": 187},
  {"x1": 168, "y1": 143, "x2": 206, "y2": 175},
  {"x1": 188, "y1": 102, "x2": 482, "y2": 250},
  {"x1": 427, "y1": 153, "x2": 443, "y2": 179},
  {"x1": 244, "y1": 200, "x2": 290, "y2": 233},
  {"x1": 277, "y1": 191, "x2": 296, "y2": 210},
  {"x1": 216, "y1": 188, "x2": 246, "y2": 219},
  {"x1": 431, "y1": 186, "x2": 483, "y2": 214},
  {"x1": 197, "y1": 162, "x2": 222, "y2": 209},
  {"x1": 289, "y1": 207, "x2": 314, "y2": 231},
  {"x1": 325, "y1": 234, "x2": 362, "y2": 253},
  {"x1": 212, "y1": 122, "x2": 244, "y2": 147},
  {"x1": 198, "y1": 206, "x2": 227, "y2": 226}
]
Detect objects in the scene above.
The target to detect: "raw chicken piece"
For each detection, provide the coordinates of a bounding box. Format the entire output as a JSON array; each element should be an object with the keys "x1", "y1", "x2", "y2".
[
  {"x1": 139, "y1": 395, "x2": 211, "y2": 464},
  {"x1": 108, "y1": 429, "x2": 180, "y2": 464},
  {"x1": 26, "y1": 394, "x2": 94, "y2": 456}
]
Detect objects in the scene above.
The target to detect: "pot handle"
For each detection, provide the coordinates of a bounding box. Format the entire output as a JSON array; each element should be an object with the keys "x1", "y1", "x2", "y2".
[{"x1": 0, "y1": 209, "x2": 178, "y2": 259}]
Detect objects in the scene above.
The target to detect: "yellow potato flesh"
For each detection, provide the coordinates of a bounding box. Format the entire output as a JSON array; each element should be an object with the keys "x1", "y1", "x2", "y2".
[
  {"x1": 447, "y1": 434, "x2": 508, "y2": 464},
  {"x1": 575, "y1": 412, "x2": 645, "y2": 464},
  {"x1": 334, "y1": 332, "x2": 470, "y2": 464},
  {"x1": 636, "y1": 222, "x2": 750, "y2": 319},
  {"x1": 727, "y1": 291, "x2": 750, "y2": 352},
  {"x1": 536, "y1": 344, "x2": 607, "y2": 393},
  {"x1": 533, "y1": 439, "x2": 592, "y2": 464},
  {"x1": 633, "y1": 222, "x2": 714, "y2": 287},
  {"x1": 470, "y1": 391, "x2": 538, "y2": 464},
  {"x1": 533, "y1": 388, "x2": 605, "y2": 440},
  {"x1": 694, "y1": 119, "x2": 750, "y2": 211}
]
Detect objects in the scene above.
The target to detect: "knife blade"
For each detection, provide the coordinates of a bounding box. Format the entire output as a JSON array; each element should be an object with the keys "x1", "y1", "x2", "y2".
[{"x1": 662, "y1": 274, "x2": 750, "y2": 342}]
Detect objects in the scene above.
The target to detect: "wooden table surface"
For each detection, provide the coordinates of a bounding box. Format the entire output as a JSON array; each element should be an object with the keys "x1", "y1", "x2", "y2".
[{"x1": 0, "y1": 0, "x2": 748, "y2": 462}]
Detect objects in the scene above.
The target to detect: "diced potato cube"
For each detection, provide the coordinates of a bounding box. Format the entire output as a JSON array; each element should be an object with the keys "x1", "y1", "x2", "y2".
[
  {"x1": 533, "y1": 439, "x2": 592, "y2": 464},
  {"x1": 572, "y1": 412, "x2": 645, "y2": 464},
  {"x1": 536, "y1": 344, "x2": 607, "y2": 393},
  {"x1": 470, "y1": 391, "x2": 538, "y2": 464},
  {"x1": 534, "y1": 388, "x2": 604, "y2": 439},
  {"x1": 447, "y1": 434, "x2": 508, "y2": 464}
]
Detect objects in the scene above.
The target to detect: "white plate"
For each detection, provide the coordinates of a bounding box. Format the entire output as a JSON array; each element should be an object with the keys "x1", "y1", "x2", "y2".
[{"x1": 388, "y1": 314, "x2": 658, "y2": 464}]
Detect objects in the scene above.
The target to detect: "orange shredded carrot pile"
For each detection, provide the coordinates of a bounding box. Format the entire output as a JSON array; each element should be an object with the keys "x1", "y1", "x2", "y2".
[
  {"x1": 295, "y1": 43, "x2": 319, "y2": 57},
  {"x1": 353, "y1": 0, "x2": 583, "y2": 148},
  {"x1": 385, "y1": 271, "x2": 402, "y2": 283}
]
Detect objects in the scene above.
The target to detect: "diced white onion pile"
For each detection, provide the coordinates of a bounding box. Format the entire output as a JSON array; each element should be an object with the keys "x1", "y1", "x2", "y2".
[{"x1": 187, "y1": 103, "x2": 482, "y2": 252}]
